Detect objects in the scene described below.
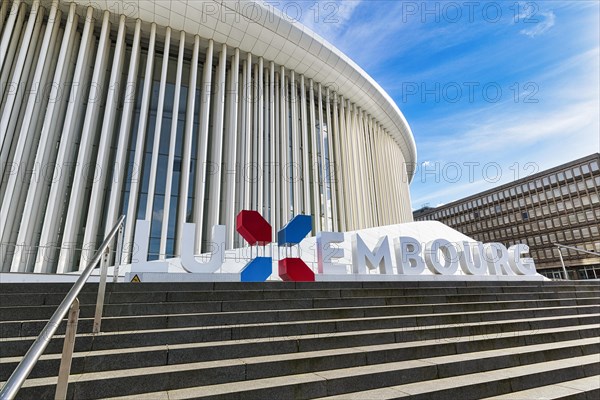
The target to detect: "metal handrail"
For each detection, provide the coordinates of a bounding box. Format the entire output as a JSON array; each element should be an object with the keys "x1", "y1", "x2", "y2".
[
  {"x1": 0, "y1": 215, "x2": 126, "y2": 400},
  {"x1": 553, "y1": 242, "x2": 600, "y2": 280}
]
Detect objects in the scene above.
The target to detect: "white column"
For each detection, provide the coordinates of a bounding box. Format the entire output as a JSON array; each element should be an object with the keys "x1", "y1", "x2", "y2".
[
  {"x1": 331, "y1": 91, "x2": 344, "y2": 231},
  {"x1": 15, "y1": 3, "x2": 78, "y2": 273},
  {"x1": 0, "y1": 1, "x2": 25, "y2": 106},
  {"x1": 146, "y1": 26, "x2": 171, "y2": 227},
  {"x1": 383, "y1": 127, "x2": 394, "y2": 223},
  {"x1": 365, "y1": 117, "x2": 377, "y2": 226},
  {"x1": 35, "y1": 6, "x2": 95, "y2": 274},
  {"x1": 336, "y1": 96, "x2": 347, "y2": 229},
  {"x1": 257, "y1": 57, "x2": 264, "y2": 216},
  {"x1": 176, "y1": 34, "x2": 200, "y2": 254},
  {"x1": 223, "y1": 47, "x2": 240, "y2": 248},
  {"x1": 0, "y1": 0, "x2": 39, "y2": 158},
  {"x1": 317, "y1": 84, "x2": 330, "y2": 230},
  {"x1": 206, "y1": 43, "x2": 227, "y2": 233},
  {"x1": 243, "y1": 53, "x2": 253, "y2": 211},
  {"x1": 365, "y1": 116, "x2": 375, "y2": 226},
  {"x1": 57, "y1": 10, "x2": 112, "y2": 273},
  {"x1": 308, "y1": 79, "x2": 321, "y2": 232},
  {"x1": 290, "y1": 70, "x2": 301, "y2": 215},
  {"x1": 367, "y1": 117, "x2": 378, "y2": 226},
  {"x1": 381, "y1": 132, "x2": 392, "y2": 223},
  {"x1": 268, "y1": 61, "x2": 276, "y2": 226},
  {"x1": 345, "y1": 99, "x2": 360, "y2": 230},
  {"x1": 79, "y1": 15, "x2": 127, "y2": 269},
  {"x1": 374, "y1": 125, "x2": 387, "y2": 223},
  {"x1": 123, "y1": 23, "x2": 156, "y2": 262},
  {"x1": 402, "y1": 159, "x2": 414, "y2": 222},
  {"x1": 0, "y1": 0, "x2": 21, "y2": 72},
  {"x1": 234, "y1": 65, "x2": 244, "y2": 244},
  {"x1": 352, "y1": 108, "x2": 364, "y2": 228},
  {"x1": 325, "y1": 87, "x2": 337, "y2": 231},
  {"x1": 237, "y1": 58, "x2": 247, "y2": 222},
  {"x1": 280, "y1": 66, "x2": 289, "y2": 224},
  {"x1": 386, "y1": 134, "x2": 398, "y2": 222},
  {"x1": 262, "y1": 64, "x2": 269, "y2": 220},
  {"x1": 252, "y1": 63, "x2": 259, "y2": 210},
  {"x1": 300, "y1": 75, "x2": 311, "y2": 217},
  {"x1": 356, "y1": 106, "x2": 368, "y2": 228},
  {"x1": 395, "y1": 143, "x2": 406, "y2": 222},
  {"x1": 388, "y1": 137, "x2": 397, "y2": 222},
  {"x1": 274, "y1": 70, "x2": 281, "y2": 228},
  {"x1": 371, "y1": 121, "x2": 383, "y2": 225},
  {"x1": 159, "y1": 30, "x2": 185, "y2": 259},
  {"x1": 0, "y1": 0, "x2": 10, "y2": 35},
  {"x1": 358, "y1": 111, "x2": 372, "y2": 227},
  {"x1": 194, "y1": 39, "x2": 214, "y2": 253}
]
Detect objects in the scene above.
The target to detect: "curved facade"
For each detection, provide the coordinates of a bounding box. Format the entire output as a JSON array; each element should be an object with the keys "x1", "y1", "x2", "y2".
[{"x1": 0, "y1": 0, "x2": 416, "y2": 274}]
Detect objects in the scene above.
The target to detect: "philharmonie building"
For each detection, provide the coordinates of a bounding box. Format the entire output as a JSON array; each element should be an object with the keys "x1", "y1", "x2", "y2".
[{"x1": 0, "y1": 0, "x2": 417, "y2": 275}]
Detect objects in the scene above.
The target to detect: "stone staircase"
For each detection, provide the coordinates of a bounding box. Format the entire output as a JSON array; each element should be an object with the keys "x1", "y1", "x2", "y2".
[{"x1": 0, "y1": 281, "x2": 599, "y2": 399}]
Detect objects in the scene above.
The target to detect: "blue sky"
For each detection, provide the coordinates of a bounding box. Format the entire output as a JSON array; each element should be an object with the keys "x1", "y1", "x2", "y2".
[{"x1": 269, "y1": 0, "x2": 600, "y2": 209}]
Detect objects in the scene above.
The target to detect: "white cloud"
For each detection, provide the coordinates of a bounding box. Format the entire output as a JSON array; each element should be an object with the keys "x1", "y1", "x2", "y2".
[
  {"x1": 520, "y1": 11, "x2": 556, "y2": 37},
  {"x1": 410, "y1": 44, "x2": 599, "y2": 206},
  {"x1": 412, "y1": 179, "x2": 490, "y2": 206},
  {"x1": 271, "y1": 1, "x2": 362, "y2": 37}
]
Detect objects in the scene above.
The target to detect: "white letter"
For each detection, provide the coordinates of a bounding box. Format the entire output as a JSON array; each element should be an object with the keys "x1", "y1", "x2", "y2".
[
  {"x1": 425, "y1": 239, "x2": 459, "y2": 275},
  {"x1": 483, "y1": 243, "x2": 514, "y2": 275},
  {"x1": 459, "y1": 241, "x2": 487, "y2": 275},
  {"x1": 394, "y1": 236, "x2": 425, "y2": 275},
  {"x1": 181, "y1": 224, "x2": 225, "y2": 273},
  {"x1": 508, "y1": 244, "x2": 537, "y2": 275},
  {"x1": 317, "y1": 232, "x2": 346, "y2": 275},
  {"x1": 352, "y1": 234, "x2": 393, "y2": 275}
]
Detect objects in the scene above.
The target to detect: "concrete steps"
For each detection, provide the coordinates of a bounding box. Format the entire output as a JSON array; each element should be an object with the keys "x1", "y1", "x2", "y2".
[
  {"x1": 481, "y1": 375, "x2": 600, "y2": 399},
  {"x1": 0, "y1": 281, "x2": 598, "y2": 399}
]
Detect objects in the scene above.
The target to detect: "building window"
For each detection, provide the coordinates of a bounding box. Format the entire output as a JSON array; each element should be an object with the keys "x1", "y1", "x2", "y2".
[
  {"x1": 582, "y1": 164, "x2": 590, "y2": 174},
  {"x1": 522, "y1": 211, "x2": 529, "y2": 220}
]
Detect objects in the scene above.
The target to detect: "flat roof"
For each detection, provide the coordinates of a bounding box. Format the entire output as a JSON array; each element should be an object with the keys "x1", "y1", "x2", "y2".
[{"x1": 414, "y1": 153, "x2": 600, "y2": 216}]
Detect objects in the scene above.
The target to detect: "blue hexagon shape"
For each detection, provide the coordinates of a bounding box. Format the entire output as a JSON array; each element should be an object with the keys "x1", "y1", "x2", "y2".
[
  {"x1": 278, "y1": 215, "x2": 312, "y2": 247},
  {"x1": 240, "y1": 257, "x2": 272, "y2": 282}
]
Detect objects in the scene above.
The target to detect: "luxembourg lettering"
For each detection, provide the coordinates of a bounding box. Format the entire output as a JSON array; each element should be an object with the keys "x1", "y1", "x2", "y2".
[{"x1": 170, "y1": 210, "x2": 537, "y2": 282}]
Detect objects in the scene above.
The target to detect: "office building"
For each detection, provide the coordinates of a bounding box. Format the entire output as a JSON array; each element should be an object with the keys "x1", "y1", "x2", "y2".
[{"x1": 414, "y1": 154, "x2": 600, "y2": 279}]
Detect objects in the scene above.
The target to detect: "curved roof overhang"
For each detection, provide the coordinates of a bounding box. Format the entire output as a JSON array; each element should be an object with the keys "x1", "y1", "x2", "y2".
[{"x1": 66, "y1": 0, "x2": 417, "y2": 180}]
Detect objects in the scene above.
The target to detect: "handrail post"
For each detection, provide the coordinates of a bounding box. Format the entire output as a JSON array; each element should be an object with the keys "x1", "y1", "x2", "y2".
[
  {"x1": 556, "y1": 247, "x2": 569, "y2": 280},
  {"x1": 54, "y1": 299, "x2": 80, "y2": 400},
  {"x1": 93, "y1": 248, "x2": 110, "y2": 334},
  {"x1": 113, "y1": 223, "x2": 125, "y2": 283}
]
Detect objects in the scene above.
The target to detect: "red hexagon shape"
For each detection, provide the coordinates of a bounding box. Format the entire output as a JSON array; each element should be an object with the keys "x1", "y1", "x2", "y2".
[
  {"x1": 236, "y1": 210, "x2": 272, "y2": 246},
  {"x1": 279, "y1": 258, "x2": 315, "y2": 282}
]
